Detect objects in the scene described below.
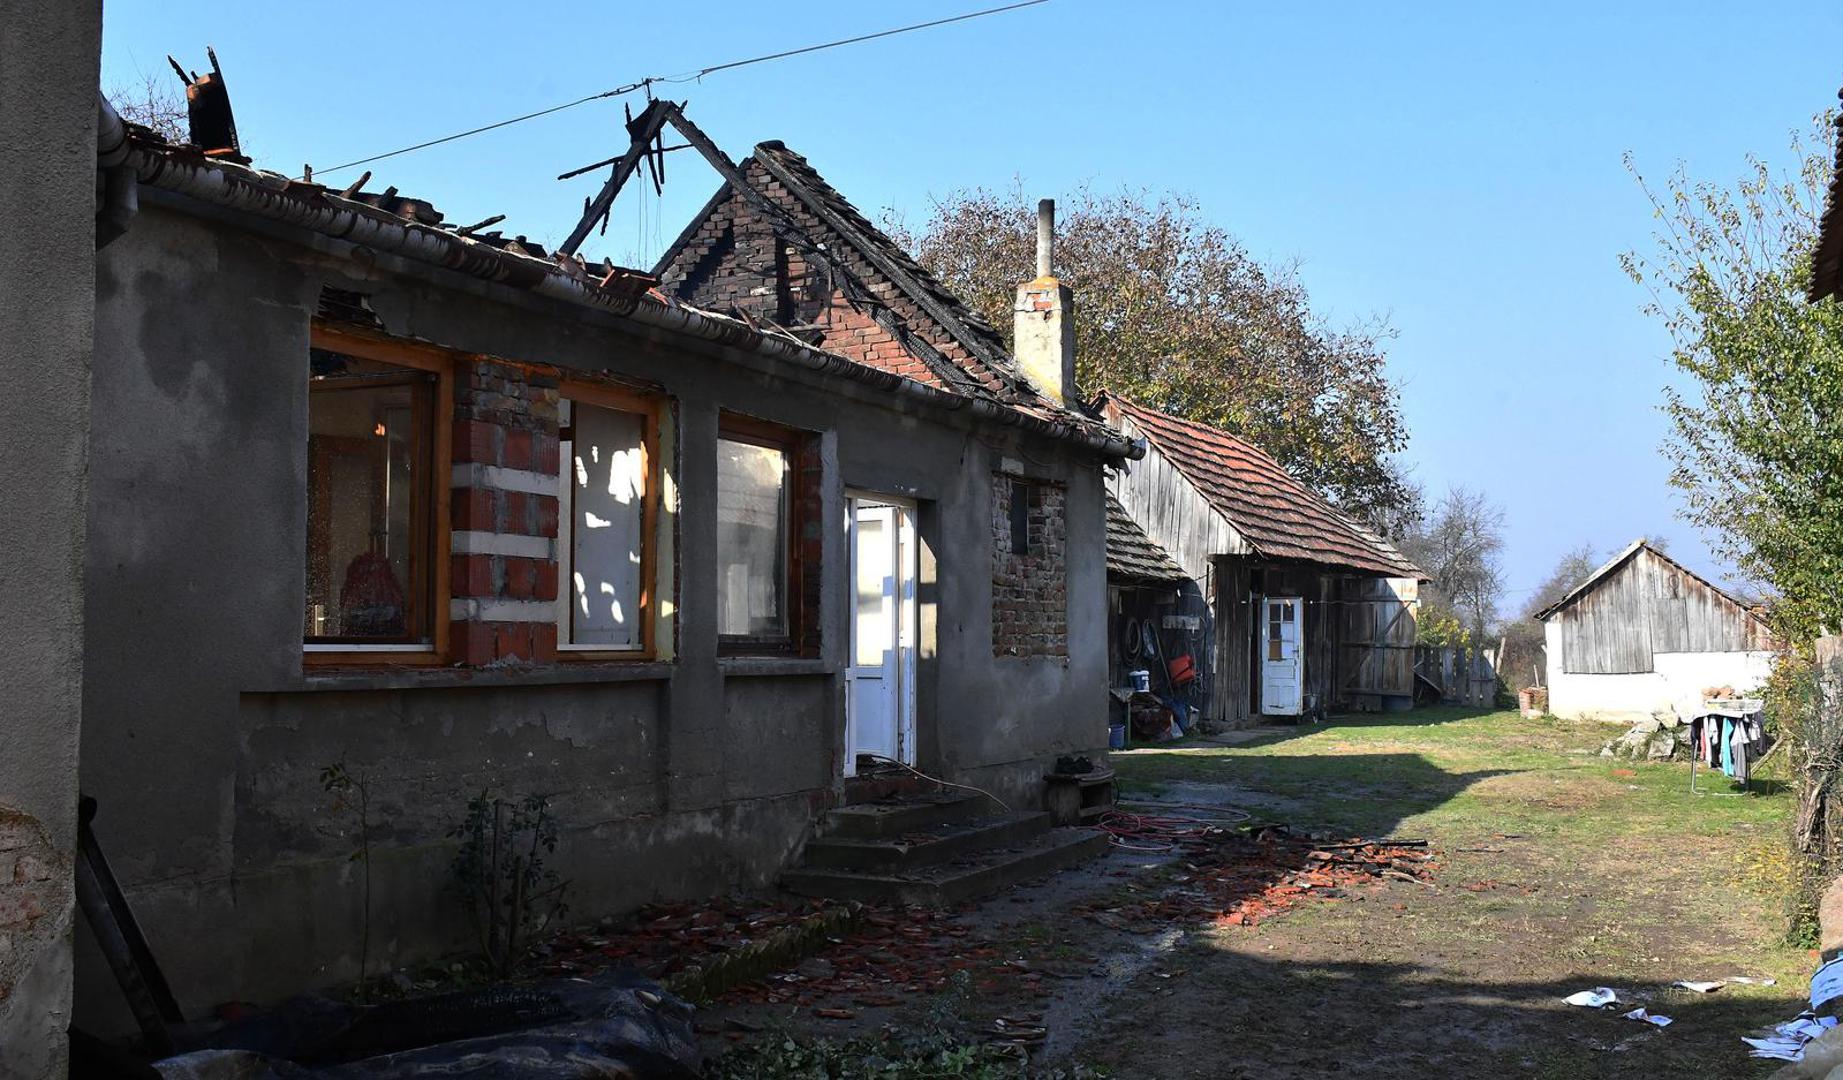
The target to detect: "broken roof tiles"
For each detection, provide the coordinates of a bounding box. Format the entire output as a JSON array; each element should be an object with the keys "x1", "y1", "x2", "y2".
[
  {"x1": 107, "y1": 104, "x2": 1134, "y2": 457},
  {"x1": 1102, "y1": 394, "x2": 1422, "y2": 579}
]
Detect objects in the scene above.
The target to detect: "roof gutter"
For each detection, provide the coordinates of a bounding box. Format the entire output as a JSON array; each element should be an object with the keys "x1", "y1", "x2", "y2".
[
  {"x1": 96, "y1": 94, "x2": 138, "y2": 248},
  {"x1": 619, "y1": 299, "x2": 1141, "y2": 459},
  {"x1": 114, "y1": 133, "x2": 1141, "y2": 461}
]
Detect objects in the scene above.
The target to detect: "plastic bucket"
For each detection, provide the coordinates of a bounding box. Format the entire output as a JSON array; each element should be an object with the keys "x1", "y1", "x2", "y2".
[
  {"x1": 1128, "y1": 669, "x2": 1150, "y2": 693},
  {"x1": 1108, "y1": 723, "x2": 1127, "y2": 749}
]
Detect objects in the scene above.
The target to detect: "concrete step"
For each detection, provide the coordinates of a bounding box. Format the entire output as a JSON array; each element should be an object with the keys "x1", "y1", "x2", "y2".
[
  {"x1": 820, "y1": 791, "x2": 988, "y2": 840},
  {"x1": 801, "y1": 811, "x2": 1051, "y2": 872},
  {"x1": 781, "y1": 826, "x2": 1110, "y2": 907},
  {"x1": 839, "y1": 772, "x2": 939, "y2": 805}
]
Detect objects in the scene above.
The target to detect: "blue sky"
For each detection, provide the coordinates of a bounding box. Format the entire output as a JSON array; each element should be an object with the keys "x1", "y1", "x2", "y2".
[{"x1": 102, "y1": 2, "x2": 1843, "y2": 610}]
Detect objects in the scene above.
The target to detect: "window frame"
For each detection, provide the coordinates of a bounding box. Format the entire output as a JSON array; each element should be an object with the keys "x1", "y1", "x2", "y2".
[
  {"x1": 716, "y1": 413, "x2": 806, "y2": 657},
  {"x1": 556, "y1": 380, "x2": 664, "y2": 661},
  {"x1": 303, "y1": 323, "x2": 453, "y2": 667}
]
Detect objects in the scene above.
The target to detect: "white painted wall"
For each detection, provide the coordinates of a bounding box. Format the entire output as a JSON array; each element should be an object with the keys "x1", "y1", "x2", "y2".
[{"x1": 1542, "y1": 621, "x2": 1774, "y2": 722}]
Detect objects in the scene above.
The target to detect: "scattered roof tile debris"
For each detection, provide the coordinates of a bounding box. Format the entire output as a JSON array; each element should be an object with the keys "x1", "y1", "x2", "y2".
[{"x1": 1077, "y1": 824, "x2": 1439, "y2": 930}]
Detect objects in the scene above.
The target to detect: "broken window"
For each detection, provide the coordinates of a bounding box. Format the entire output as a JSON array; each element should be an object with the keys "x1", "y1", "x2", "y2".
[
  {"x1": 1009, "y1": 479, "x2": 1035, "y2": 555},
  {"x1": 304, "y1": 337, "x2": 441, "y2": 648},
  {"x1": 559, "y1": 392, "x2": 658, "y2": 653},
  {"x1": 717, "y1": 417, "x2": 803, "y2": 651}
]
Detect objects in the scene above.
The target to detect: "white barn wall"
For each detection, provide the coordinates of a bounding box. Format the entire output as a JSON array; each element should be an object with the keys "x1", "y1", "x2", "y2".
[{"x1": 1545, "y1": 622, "x2": 1773, "y2": 721}]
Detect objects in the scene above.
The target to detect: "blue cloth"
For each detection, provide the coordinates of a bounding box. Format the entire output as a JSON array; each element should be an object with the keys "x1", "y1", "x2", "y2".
[{"x1": 1720, "y1": 717, "x2": 1736, "y2": 777}]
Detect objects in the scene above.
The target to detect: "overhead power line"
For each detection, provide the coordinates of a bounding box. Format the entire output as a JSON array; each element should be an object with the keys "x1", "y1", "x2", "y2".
[{"x1": 309, "y1": 0, "x2": 1050, "y2": 178}]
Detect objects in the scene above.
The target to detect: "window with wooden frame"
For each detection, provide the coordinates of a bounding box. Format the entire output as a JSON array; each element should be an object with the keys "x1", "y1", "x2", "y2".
[
  {"x1": 557, "y1": 384, "x2": 662, "y2": 657},
  {"x1": 304, "y1": 326, "x2": 451, "y2": 659},
  {"x1": 716, "y1": 415, "x2": 807, "y2": 654}
]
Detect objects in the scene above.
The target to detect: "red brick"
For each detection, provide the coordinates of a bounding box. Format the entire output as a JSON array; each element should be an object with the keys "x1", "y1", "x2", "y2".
[
  {"x1": 535, "y1": 560, "x2": 559, "y2": 602},
  {"x1": 534, "y1": 433, "x2": 560, "y2": 475},
  {"x1": 530, "y1": 621, "x2": 558, "y2": 663},
  {"x1": 532, "y1": 495, "x2": 559, "y2": 539},
  {"x1": 450, "y1": 621, "x2": 494, "y2": 667},
  {"x1": 452, "y1": 554, "x2": 493, "y2": 598},
  {"x1": 453, "y1": 418, "x2": 499, "y2": 465},
  {"x1": 502, "y1": 428, "x2": 533, "y2": 471},
  {"x1": 452, "y1": 487, "x2": 495, "y2": 532},
  {"x1": 504, "y1": 557, "x2": 538, "y2": 600}
]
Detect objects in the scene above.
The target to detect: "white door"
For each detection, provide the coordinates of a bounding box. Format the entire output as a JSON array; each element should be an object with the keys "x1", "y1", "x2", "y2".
[
  {"x1": 846, "y1": 497, "x2": 917, "y2": 775},
  {"x1": 1260, "y1": 596, "x2": 1304, "y2": 716}
]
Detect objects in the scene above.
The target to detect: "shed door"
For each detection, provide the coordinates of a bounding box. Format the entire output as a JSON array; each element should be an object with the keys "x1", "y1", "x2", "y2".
[{"x1": 1261, "y1": 597, "x2": 1304, "y2": 716}]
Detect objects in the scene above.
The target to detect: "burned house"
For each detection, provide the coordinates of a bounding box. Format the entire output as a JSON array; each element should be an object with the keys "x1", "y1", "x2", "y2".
[
  {"x1": 1099, "y1": 395, "x2": 1423, "y2": 726},
  {"x1": 1535, "y1": 539, "x2": 1777, "y2": 722},
  {"x1": 69, "y1": 93, "x2": 1136, "y2": 1032}
]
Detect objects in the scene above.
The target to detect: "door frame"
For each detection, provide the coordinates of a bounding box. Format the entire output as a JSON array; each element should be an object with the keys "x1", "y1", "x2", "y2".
[
  {"x1": 844, "y1": 491, "x2": 918, "y2": 777},
  {"x1": 1259, "y1": 594, "x2": 1305, "y2": 716}
]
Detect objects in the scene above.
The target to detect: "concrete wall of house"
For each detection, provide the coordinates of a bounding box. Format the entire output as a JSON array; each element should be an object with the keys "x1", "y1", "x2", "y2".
[
  {"x1": 0, "y1": 4, "x2": 100, "y2": 1075},
  {"x1": 1542, "y1": 621, "x2": 1773, "y2": 723},
  {"x1": 74, "y1": 201, "x2": 1108, "y2": 1030}
]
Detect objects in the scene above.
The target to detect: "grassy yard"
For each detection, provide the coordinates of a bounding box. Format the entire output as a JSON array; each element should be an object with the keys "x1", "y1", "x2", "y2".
[{"x1": 1079, "y1": 707, "x2": 1810, "y2": 1078}]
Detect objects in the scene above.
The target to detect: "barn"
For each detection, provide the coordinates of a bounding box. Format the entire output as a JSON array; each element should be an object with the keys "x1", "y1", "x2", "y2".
[{"x1": 1535, "y1": 539, "x2": 1777, "y2": 721}]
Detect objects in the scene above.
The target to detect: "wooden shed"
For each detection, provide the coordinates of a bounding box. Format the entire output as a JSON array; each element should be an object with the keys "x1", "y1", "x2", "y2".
[
  {"x1": 1535, "y1": 539, "x2": 1777, "y2": 721},
  {"x1": 1100, "y1": 394, "x2": 1424, "y2": 725}
]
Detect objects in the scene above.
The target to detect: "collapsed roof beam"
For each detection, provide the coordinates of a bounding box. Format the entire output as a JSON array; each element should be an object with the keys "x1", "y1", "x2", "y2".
[
  {"x1": 561, "y1": 99, "x2": 824, "y2": 261},
  {"x1": 558, "y1": 99, "x2": 675, "y2": 256}
]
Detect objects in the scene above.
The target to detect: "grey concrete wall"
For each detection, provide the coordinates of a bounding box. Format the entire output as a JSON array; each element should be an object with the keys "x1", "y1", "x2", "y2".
[
  {"x1": 75, "y1": 199, "x2": 1109, "y2": 1029},
  {"x1": 0, "y1": 3, "x2": 101, "y2": 1075}
]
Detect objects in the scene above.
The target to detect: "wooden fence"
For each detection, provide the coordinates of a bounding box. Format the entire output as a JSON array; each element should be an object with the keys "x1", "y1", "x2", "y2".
[{"x1": 1415, "y1": 644, "x2": 1502, "y2": 707}]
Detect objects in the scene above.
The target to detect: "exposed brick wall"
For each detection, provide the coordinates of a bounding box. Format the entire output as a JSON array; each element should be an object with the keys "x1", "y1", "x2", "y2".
[
  {"x1": 991, "y1": 473, "x2": 1067, "y2": 658},
  {"x1": 0, "y1": 807, "x2": 65, "y2": 1011},
  {"x1": 658, "y1": 161, "x2": 960, "y2": 389},
  {"x1": 449, "y1": 359, "x2": 561, "y2": 666}
]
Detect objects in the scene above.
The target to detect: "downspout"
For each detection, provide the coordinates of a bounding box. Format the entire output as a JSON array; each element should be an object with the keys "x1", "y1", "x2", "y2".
[{"x1": 96, "y1": 94, "x2": 137, "y2": 248}]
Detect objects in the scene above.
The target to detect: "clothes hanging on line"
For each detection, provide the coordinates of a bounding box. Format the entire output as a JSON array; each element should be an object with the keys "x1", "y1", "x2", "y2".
[{"x1": 1688, "y1": 712, "x2": 1764, "y2": 782}]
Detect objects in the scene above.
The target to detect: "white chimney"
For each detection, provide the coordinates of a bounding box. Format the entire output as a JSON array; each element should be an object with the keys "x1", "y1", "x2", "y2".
[{"x1": 1014, "y1": 198, "x2": 1076, "y2": 406}]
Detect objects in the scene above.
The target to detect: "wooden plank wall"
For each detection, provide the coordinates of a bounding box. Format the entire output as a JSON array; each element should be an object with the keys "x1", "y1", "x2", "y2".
[
  {"x1": 1108, "y1": 421, "x2": 1246, "y2": 582},
  {"x1": 1336, "y1": 576, "x2": 1419, "y2": 698},
  {"x1": 1559, "y1": 547, "x2": 1767, "y2": 673},
  {"x1": 1213, "y1": 559, "x2": 1252, "y2": 725}
]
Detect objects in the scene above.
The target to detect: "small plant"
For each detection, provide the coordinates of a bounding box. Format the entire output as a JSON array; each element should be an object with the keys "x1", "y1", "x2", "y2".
[
  {"x1": 319, "y1": 762, "x2": 374, "y2": 999},
  {"x1": 447, "y1": 790, "x2": 570, "y2": 979}
]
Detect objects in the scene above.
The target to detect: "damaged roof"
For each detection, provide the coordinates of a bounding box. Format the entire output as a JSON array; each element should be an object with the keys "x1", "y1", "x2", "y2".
[
  {"x1": 652, "y1": 139, "x2": 1103, "y2": 429},
  {"x1": 98, "y1": 100, "x2": 1136, "y2": 459},
  {"x1": 1100, "y1": 394, "x2": 1422, "y2": 579},
  {"x1": 1105, "y1": 494, "x2": 1189, "y2": 584},
  {"x1": 1812, "y1": 91, "x2": 1843, "y2": 302}
]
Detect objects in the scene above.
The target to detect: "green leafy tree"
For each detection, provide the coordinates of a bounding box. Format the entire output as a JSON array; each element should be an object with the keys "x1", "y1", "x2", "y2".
[
  {"x1": 1622, "y1": 112, "x2": 1843, "y2": 641},
  {"x1": 888, "y1": 186, "x2": 1413, "y2": 526}
]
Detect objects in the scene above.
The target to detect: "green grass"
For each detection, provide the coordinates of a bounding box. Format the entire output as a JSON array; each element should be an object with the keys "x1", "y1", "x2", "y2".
[
  {"x1": 1084, "y1": 708, "x2": 1808, "y2": 1078},
  {"x1": 1114, "y1": 708, "x2": 1788, "y2": 844}
]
